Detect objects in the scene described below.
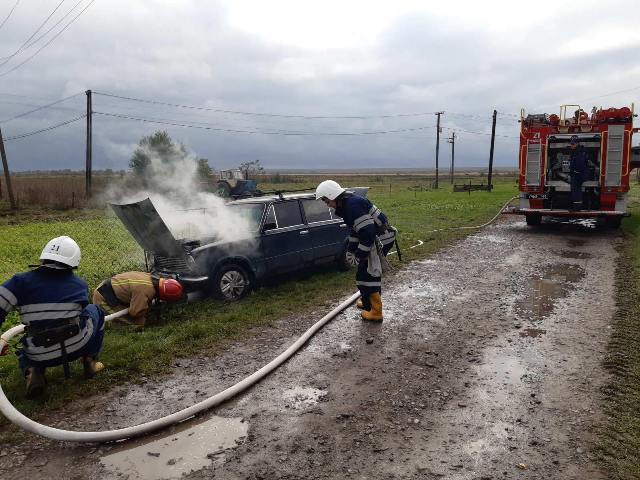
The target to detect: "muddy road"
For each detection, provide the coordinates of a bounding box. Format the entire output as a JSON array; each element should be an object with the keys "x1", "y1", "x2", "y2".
[{"x1": 0, "y1": 217, "x2": 619, "y2": 479}]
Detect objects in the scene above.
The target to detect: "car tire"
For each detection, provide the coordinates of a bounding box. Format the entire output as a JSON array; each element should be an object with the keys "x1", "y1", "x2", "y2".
[
  {"x1": 216, "y1": 181, "x2": 232, "y2": 198},
  {"x1": 338, "y1": 249, "x2": 359, "y2": 271},
  {"x1": 604, "y1": 216, "x2": 622, "y2": 229},
  {"x1": 212, "y1": 264, "x2": 251, "y2": 301}
]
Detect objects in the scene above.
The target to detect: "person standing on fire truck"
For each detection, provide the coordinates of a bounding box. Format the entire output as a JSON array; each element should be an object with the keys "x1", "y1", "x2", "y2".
[
  {"x1": 92, "y1": 272, "x2": 183, "y2": 328},
  {"x1": 569, "y1": 135, "x2": 588, "y2": 210},
  {"x1": 315, "y1": 180, "x2": 397, "y2": 322}
]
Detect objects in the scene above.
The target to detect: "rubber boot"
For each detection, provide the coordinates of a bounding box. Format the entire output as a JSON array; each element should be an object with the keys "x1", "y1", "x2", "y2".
[
  {"x1": 25, "y1": 367, "x2": 46, "y2": 398},
  {"x1": 361, "y1": 292, "x2": 383, "y2": 322},
  {"x1": 83, "y1": 356, "x2": 104, "y2": 379},
  {"x1": 356, "y1": 298, "x2": 365, "y2": 310}
]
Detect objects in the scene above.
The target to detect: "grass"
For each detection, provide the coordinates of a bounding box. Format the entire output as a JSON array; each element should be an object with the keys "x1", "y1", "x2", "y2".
[
  {"x1": 0, "y1": 175, "x2": 517, "y2": 443},
  {"x1": 596, "y1": 184, "x2": 640, "y2": 479}
]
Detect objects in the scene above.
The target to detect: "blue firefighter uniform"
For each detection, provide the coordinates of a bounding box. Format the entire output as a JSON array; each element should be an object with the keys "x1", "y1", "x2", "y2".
[
  {"x1": 0, "y1": 267, "x2": 105, "y2": 374},
  {"x1": 335, "y1": 193, "x2": 396, "y2": 313},
  {"x1": 569, "y1": 145, "x2": 589, "y2": 210}
]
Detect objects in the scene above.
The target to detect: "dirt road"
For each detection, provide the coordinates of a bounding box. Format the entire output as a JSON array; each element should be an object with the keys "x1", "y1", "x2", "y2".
[{"x1": 0, "y1": 217, "x2": 619, "y2": 479}]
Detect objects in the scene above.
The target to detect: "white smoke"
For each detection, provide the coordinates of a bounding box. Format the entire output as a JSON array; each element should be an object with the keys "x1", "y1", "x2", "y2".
[{"x1": 106, "y1": 147, "x2": 258, "y2": 244}]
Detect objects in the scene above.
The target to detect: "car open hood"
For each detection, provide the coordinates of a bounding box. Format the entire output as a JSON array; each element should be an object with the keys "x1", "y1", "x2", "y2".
[{"x1": 110, "y1": 198, "x2": 186, "y2": 257}]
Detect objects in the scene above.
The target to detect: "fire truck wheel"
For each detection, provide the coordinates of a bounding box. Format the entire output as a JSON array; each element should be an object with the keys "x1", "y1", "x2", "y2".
[
  {"x1": 604, "y1": 216, "x2": 622, "y2": 229},
  {"x1": 525, "y1": 214, "x2": 541, "y2": 226}
]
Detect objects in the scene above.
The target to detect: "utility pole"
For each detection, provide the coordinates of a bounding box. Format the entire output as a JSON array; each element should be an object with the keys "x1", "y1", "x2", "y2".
[
  {"x1": 487, "y1": 109, "x2": 497, "y2": 190},
  {"x1": 0, "y1": 127, "x2": 16, "y2": 210},
  {"x1": 447, "y1": 132, "x2": 456, "y2": 184},
  {"x1": 85, "y1": 89, "x2": 93, "y2": 199},
  {"x1": 435, "y1": 111, "x2": 444, "y2": 189}
]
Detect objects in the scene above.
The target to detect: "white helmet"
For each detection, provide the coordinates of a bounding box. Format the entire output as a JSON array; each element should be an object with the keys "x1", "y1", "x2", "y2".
[
  {"x1": 315, "y1": 180, "x2": 345, "y2": 201},
  {"x1": 39, "y1": 236, "x2": 81, "y2": 268}
]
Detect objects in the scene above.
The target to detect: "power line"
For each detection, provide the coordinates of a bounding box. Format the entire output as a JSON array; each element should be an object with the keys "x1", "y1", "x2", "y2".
[
  {"x1": 0, "y1": 92, "x2": 83, "y2": 123},
  {"x1": 0, "y1": 0, "x2": 67, "y2": 67},
  {"x1": 0, "y1": 0, "x2": 20, "y2": 32},
  {"x1": 94, "y1": 110, "x2": 437, "y2": 136},
  {"x1": 4, "y1": 113, "x2": 86, "y2": 141},
  {"x1": 441, "y1": 125, "x2": 518, "y2": 139},
  {"x1": 93, "y1": 91, "x2": 438, "y2": 120},
  {"x1": 0, "y1": 0, "x2": 95, "y2": 78}
]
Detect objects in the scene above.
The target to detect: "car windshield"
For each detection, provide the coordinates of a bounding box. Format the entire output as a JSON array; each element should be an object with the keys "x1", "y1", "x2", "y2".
[{"x1": 228, "y1": 203, "x2": 265, "y2": 232}]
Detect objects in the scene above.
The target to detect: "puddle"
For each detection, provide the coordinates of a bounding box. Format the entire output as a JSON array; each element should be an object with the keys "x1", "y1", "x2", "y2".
[
  {"x1": 566, "y1": 238, "x2": 587, "y2": 248},
  {"x1": 282, "y1": 387, "x2": 326, "y2": 409},
  {"x1": 100, "y1": 415, "x2": 248, "y2": 480},
  {"x1": 519, "y1": 328, "x2": 547, "y2": 338},
  {"x1": 560, "y1": 250, "x2": 592, "y2": 260},
  {"x1": 514, "y1": 264, "x2": 584, "y2": 320}
]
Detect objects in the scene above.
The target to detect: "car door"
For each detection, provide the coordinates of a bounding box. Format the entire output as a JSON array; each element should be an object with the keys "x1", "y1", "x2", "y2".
[
  {"x1": 300, "y1": 198, "x2": 348, "y2": 264},
  {"x1": 261, "y1": 200, "x2": 313, "y2": 274}
]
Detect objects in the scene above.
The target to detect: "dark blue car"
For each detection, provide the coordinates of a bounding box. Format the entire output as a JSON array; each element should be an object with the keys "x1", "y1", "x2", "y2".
[{"x1": 111, "y1": 191, "x2": 364, "y2": 300}]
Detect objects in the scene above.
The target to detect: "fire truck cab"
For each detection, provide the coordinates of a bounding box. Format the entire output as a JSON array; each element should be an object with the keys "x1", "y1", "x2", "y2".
[{"x1": 507, "y1": 104, "x2": 636, "y2": 228}]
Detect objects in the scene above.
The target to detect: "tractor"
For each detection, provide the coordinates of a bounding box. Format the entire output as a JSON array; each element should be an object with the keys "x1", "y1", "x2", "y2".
[{"x1": 214, "y1": 169, "x2": 262, "y2": 198}]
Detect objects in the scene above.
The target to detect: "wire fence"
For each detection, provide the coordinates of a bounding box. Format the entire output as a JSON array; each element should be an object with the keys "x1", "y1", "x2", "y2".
[{"x1": 0, "y1": 214, "x2": 146, "y2": 291}]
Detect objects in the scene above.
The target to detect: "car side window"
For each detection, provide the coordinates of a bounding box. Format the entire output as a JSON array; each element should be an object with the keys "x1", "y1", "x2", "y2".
[
  {"x1": 273, "y1": 201, "x2": 303, "y2": 228},
  {"x1": 302, "y1": 199, "x2": 332, "y2": 223},
  {"x1": 263, "y1": 204, "x2": 277, "y2": 230}
]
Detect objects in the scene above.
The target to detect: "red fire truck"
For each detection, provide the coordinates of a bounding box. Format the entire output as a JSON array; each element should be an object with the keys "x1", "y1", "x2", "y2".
[{"x1": 505, "y1": 104, "x2": 637, "y2": 228}]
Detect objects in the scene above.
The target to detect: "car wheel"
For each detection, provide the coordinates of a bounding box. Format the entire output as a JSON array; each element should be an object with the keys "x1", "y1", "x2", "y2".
[
  {"x1": 213, "y1": 264, "x2": 251, "y2": 301},
  {"x1": 338, "y1": 250, "x2": 359, "y2": 271},
  {"x1": 604, "y1": 216, "x2": 622, "y2": 229}
]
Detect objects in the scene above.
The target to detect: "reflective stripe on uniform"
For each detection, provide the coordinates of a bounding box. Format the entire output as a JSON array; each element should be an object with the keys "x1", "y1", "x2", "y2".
[
  {"x1": 111, "y1": 280, "x2": 153, "y2": 286},
  {"x1": 18, "y1": 303, "x2": 83, "y2": 325},
  {"x1": 378, "y1": 230, "x2": 396, "y2": 245},
  {"x1": 353, "y1": 214, "x2": 374, "y2": 232},
  {"x1": 356, "y1": 280, "x2": 382, "y2": 287},
  {"x1": 348, "y1": 236, "x2": 358, "y2": 243},
  {"x1": 357, "y1": 244, "x2": 371, "y2": 252},
  {"x1": 0, "y1": 286, "x2": 17, "y2": 312},
  {"x1": 24, "y1": 318, "x2": 93, "y2": 361}
]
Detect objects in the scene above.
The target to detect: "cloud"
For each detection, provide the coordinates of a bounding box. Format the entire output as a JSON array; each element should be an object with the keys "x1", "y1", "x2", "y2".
[{"x1": 0, "y1": 0, "x2": 638, "y2": 172}]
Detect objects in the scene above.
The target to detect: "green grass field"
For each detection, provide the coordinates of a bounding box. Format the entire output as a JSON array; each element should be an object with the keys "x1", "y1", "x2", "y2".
[{"x1": 0, "y1": 176, "x2": 518, "y2": 441}]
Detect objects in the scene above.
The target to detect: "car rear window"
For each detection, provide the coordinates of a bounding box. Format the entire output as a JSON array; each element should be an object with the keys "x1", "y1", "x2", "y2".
[
  {"x1": 302, "y1": 199, "x2": 333, "y2": 223},
  {"x1": 274, "y1": 201, "x2": 303, "y2": 228}
]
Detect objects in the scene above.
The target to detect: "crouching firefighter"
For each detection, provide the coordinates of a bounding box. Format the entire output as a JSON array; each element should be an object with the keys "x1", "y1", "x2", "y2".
[
  {"x1": 92, "y1": 272, "x2": 184, "y2": 328},
  {"x1": 316, "y1": 180, "x2": 398, "y2": 322},
  {"x1": 0, "y1": 236, "x2": 106, "y2": 398}
]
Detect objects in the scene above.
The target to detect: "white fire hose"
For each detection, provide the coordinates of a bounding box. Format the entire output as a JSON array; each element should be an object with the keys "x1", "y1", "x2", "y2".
[{"x1": 0, "y1": 195, "x2": 517, "y2": 443}]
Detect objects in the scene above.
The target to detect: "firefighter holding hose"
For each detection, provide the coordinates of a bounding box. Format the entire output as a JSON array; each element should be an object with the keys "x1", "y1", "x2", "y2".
[
  {"x1": 92, "y1": 272, "x2": 184, "y2": 328},
  {"x1": 316, "y1": 180, "x2": 397, "y2": 322},
  {"x1": 0, "y1": 236, "x2": 106, "y2": 398}
]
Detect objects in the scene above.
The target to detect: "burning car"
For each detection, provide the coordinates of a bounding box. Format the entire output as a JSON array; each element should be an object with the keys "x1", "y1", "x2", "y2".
[{"x1": 111, "y1": 190, "x2": 366, "y2": 300}]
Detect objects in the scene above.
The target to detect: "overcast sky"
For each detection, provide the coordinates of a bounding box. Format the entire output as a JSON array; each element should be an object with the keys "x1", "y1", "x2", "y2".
[{"x1": 0, "y1": 0, "x2": 639, "y2": 172}]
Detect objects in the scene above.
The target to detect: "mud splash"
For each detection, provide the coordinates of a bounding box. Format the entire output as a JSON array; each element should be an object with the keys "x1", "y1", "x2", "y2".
[
  {"x1": 282, "y1": 387, "x2": 326, "y2": 410},
  {"x1": 515, "y1": 264, "x2": 584, "y2": 320},
  {"x1": 100, "y1": 415, "x2": 248, "y2": 480}
]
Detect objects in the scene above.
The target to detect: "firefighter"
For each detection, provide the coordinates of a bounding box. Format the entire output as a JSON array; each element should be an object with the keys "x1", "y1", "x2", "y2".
[
  {"x1": 568, "y1": 135, "x2": 588, "y2": 210},
  {"x1": 0, "y1": 236, "x2": 106, "y2": 398},
  {"x1": 92, "y1": 272, "x2": 184, "y2": 327},
  {"x1": 316, "y1": 180, "x2": 397, "y2": 322}
]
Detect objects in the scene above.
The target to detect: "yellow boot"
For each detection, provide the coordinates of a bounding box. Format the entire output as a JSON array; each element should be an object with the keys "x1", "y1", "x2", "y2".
[
  {"x1": 361, "y1": 293, "x2": 383, "y2": 322},
  {"x1": 356, "y1": 298, "x2": 365, "y2": 310}
]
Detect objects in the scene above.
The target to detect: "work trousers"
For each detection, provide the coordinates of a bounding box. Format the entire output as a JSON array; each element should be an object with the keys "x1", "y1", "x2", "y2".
[
  {"x1": 355, "y1": 241, "x2": 394, "y2": 310},
  {"x1": 17, "y1": 304, "x2": 105, "y2": 374},
  {"x1": 570, "y1": 174, "x2": 584, "y2": 210}
]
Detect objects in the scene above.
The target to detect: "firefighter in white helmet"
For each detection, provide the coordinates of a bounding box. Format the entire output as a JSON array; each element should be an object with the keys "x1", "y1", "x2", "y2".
[
  {"x1": 0, "y1": 236, "x2": 106, "y2": 398},
  {"x1": 316, "y1": 180, "x2": 397, "y2": 321}
]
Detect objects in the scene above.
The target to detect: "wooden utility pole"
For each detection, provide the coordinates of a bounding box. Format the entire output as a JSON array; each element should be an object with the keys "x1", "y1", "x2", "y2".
[
  {"x1": 0, "y1": 127, "x2": 16, "y2": 209},
  {"x1": 447, "y1": 132, "x2": 456, "y2": 184},
  {"x1": 435, "y1": 111, "x2": 444, "y2": 189},
  {"x1": 85, "y1": 89, "x2": 93, "y2": 199},
  {"x1": 487, "y1": 109, "x2": 497, "y2": 190}
]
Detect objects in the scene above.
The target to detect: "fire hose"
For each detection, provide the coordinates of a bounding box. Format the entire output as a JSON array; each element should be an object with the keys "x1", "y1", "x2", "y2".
[{"x1": 0, "y1": 195, "x2": 517, "y2": 443}]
